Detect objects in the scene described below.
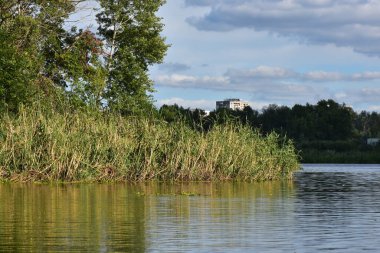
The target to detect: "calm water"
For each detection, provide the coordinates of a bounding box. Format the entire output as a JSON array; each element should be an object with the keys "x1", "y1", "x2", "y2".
[{"x1": 1, "y1": 164, "x2": 380, "y2": 252}]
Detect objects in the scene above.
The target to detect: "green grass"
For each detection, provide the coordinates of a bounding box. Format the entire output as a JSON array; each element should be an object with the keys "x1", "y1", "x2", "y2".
[{"x1": 0, "y1": 107, "x2": 299, "y2": 182}]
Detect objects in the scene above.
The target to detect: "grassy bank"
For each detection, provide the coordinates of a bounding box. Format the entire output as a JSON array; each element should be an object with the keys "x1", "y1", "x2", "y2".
[{"x1": 0, "y1": 107, "x2": 299, "y2": 182}]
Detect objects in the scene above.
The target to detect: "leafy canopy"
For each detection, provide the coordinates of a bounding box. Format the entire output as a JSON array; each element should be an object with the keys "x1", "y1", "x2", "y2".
[{"x1": 0, "y1": 0, "x2": 168, "y2": 114}]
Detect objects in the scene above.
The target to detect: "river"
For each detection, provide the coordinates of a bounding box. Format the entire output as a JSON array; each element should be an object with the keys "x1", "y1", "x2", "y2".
[{"x1": 1, "y1": 164, "x2": 380, "y2": 252}]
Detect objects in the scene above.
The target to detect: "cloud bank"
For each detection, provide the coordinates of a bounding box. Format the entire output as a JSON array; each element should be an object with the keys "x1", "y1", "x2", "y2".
[
  {"x1": 186, "y1": 0, "x2": 380, "y2": 56},
  {"x1": 154, "y1": 65, "x2": 380, "y2": 106},
  {"x1": 156, "y1": 97, "x2": 215, "y2": 110},
  {"x1": 155, "y1": 65, "x2": 380, "y2": 89},
  {"x1": 158, "y1": 62, "x2": 191, "y2": 73},
  {"x1": 156, "y1": 97, "x2": 270, "y2": 111}
]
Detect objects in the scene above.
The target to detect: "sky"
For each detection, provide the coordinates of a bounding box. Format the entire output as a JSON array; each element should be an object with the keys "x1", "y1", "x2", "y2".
[{"x1": 73, "y1": 0, "x2": 380, "y2": 112}]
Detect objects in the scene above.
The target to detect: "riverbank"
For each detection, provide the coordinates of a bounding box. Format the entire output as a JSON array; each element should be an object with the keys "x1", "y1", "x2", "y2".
[
  {"x1": 300, "y1": 149, "x2": 380, "y2": 164},
  {"x1": 297, "y1": 140, "x2": 380, "y2": 163},
  {"x1": 0, "y1": 107, "x2": 299, "y2": 182}
]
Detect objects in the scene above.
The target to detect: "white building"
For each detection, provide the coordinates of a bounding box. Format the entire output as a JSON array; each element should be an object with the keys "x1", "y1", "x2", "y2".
[
  {"x1": 216, "y1": 99, "x2": 249, "y2": 111},
  {"x1": 367, "y1": 138, "x2": 380, "y2": 146}
]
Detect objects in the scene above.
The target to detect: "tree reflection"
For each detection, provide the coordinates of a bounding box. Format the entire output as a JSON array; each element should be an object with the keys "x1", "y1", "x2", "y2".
[{"x1": 0, "y1": 181, "x2": 296, "y2": 252}]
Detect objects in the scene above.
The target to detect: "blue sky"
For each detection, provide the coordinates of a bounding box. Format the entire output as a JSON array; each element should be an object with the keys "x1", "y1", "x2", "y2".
[
  {"x1": 73, "y1": 0, "x2": 380, "y2": 112},
  {"x1": 150, "y1": 0, "x2": 380, "y2": 112}
]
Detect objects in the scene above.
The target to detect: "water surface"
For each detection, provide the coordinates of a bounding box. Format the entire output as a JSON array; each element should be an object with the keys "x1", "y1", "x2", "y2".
[{"x1": 1, "y1": 164, "x2": 380, "y2": 252}]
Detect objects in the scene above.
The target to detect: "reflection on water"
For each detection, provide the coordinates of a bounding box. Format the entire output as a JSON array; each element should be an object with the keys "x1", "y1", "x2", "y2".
[
  {"x1": 144, "y1": 182, "x2": 295, "y2": 252},
  {"x1": 294, "y1": 164, "x2": 380, "y2": 252},
  {"x1": 0, "y1": 184, "x2": 146, "y2": 252},
  {"x1": 0, "y1": 165, "x2": 380, "y2": 252}
]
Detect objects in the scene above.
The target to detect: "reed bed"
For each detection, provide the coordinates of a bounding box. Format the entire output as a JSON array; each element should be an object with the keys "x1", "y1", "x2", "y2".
[{"x1": 0, "y1": 107, "x2": 299, "y2": 182}]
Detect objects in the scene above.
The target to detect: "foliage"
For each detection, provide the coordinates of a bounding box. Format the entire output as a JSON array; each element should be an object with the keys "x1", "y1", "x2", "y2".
[
  {"x1": 0, "y1": 0, "x2": 168, "y2": 114},
  {"x1": 97, "y1": 0, "x2": 169, "y2": 115},
  {"x1": 159, "y1": 100, "x2": 380, "y2": 164},
  {"x1": 354, "y1": 111, "x2": 380, "y2": 138},
  {"x1": 0, "y1": 106, "x2": 299, "y2": 182},
  {"x1": 0, "y1": 28, "x2": 39, "y2": 113},
  {"x1": 159, "y1": 104, "x2": 207, "y2": 131},
  {"x1": 61, "y1": 28, "x2": 106, "y2": 109},
  {"x1": 0, "y1": 1, "x2": 301, "y2": 181},
  {"x1": 0, "y1": 0, "x2": 78, "y2": 112},
  {"x1": 255, "y1": 100, "x2": 355, "y2": 141}
]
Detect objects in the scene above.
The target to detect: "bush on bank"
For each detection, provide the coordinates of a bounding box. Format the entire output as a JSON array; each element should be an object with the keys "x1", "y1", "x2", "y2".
[{"x1": 0, "y1": 107, "x2": 299, "y2": 182}]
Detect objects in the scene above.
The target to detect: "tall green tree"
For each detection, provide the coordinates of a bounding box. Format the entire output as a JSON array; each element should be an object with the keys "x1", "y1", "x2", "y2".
[
  {"x1": 0, "y1": 28, "x2": 39, "y2": 113},
  {"x1": 61, "y1": 28, "x2": 106, "y2": 109},
  {"x1": 314, "y1": 99, "x2": 354, "y2": 140},
  {"x1": 0, "y1": 1, "x2": 43, "y2": 112},
  {"x1": 1, "y1": 0, "x2": 169, "y2": 114},
  {"x1": 96, "y1": 0, "x2": 169, "y2": 115},
  {"x1": 0, "y1": 0, "x2": 83, "y2": 111}
]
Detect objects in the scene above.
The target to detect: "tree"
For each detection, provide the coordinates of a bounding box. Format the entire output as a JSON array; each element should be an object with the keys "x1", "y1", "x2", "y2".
[
  {"x1": 259, "y1": 104, "x2": 292, "y2": 136},
  {"x1": 61, "y1": 28, "x2": 106, "y2": 109},
  {"x1": 0, "y1": 0, "x2": 83, "y2": 112},
  {"x1": 355, "y1": 111, "x2": 380, "y2": 138},
  {"x1": 0, "y1": 28, "x2": 39, "y2": 113},
  {"x1": 0, "y1": 1, "x2": 44, "y2": 112},
  {"x1": 314, "y1": 99, "x2": 354, "y2": 140},
  {"x1": 241, "y1": 106, "x2": 259, "y2": 127},
  {"x1": 0, "y1": 0, "x2": 169, "y2": 114},
  {"x1": 289, "y1": 103, "x2": 316, "y2": 140},
  {"x1": 97, "y1": 0, "x2": 169, "y2": 115},
  {"x1": 159, "y1": 104, "x2": 182, "y2": 123}
]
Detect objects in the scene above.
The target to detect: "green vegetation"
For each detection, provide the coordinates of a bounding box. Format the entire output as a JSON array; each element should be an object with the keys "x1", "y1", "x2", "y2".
[
  {"x1": 0, "y1": 1, "x2": 299, "y2": 182},
  {"x1": 161, "y1": 100, "x2": 380, "y2": 164},
  {"x1": 0, "y1": 0, "x2": 168, "y2": 114},
  {"x1": 0, "y1": 106, "x2": 299, "y2": 182}
]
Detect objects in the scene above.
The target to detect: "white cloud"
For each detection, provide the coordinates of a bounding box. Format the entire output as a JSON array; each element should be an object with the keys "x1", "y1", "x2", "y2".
[
  {"x1": 355, "y1": 88, "x2": 380, "y2": 103},
  {"x1": 158, "y1": 62, "x2": 191, "y2": 73},
  {"x1": 155, "y1": 97, "x2": 273, "y2": 111},
  {"x1": 186, "y1": 0, "x2": 380, "y2": 56},
  {"x1": 229, "y1": 67, "x2": 380, "y2": 82},
  {"x1": 334, "y1": 92, "x2": 348, "y2": 100},
  {"x1": 153, "y1": 65, "x2": 380, "y2": 108},
  {"x1": 155, "y1": 74, "x2": 229, "y2": 89},
  {"x1": 368, "y1": 105, "x2": 380, "y2": 112},
  {"x1": 352, "y1": 72, "x2": 380, "y2": 80},
  {"x1": 334, "y1": 88, "x2": 380, "y2": 111},
  {"x1": 303, "y1": 71, "x2": 343, "y2": 82},
  {"x1": 155, "y1": 97, "x2": 216, "y2": 110},
  {"x1": 154, "y1": 67, "x2": 322, "y2": 103},
  {"x1": 155, "y1": 66, "x2": 380, "y2": 93},
  {"x1": 226, "y1": 66, "x2": 296, "y2": 80}
]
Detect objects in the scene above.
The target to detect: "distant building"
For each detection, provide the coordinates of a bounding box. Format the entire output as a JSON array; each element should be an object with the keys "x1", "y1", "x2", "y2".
[
  {"x1": 216, "y1": 99, "x2": 249, "y2": 111},
  {"x1": 367, "y1": 138, "x2": 380, "y2": 146}
]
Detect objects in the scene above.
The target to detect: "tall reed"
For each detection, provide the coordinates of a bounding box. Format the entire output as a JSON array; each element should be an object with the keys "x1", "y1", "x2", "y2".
[{"x1": 0, "y1": 107, "x2": 299, "y2": 182}]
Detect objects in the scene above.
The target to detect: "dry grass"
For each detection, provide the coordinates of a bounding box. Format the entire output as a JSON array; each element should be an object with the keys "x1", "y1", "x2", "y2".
[{"x1": 0, "y1": 107, "x2": 299, "y2": 182}]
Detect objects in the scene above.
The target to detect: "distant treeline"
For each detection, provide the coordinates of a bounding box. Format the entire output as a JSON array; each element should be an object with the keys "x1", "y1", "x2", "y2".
[{"x1": 159, "y1": 99, "x2": 380, "y2": 163}]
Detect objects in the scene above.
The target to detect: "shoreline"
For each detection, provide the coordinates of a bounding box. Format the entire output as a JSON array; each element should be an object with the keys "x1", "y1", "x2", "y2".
[{"x1": 0, "y1": 107, "x2": 299, "y2": 183}]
